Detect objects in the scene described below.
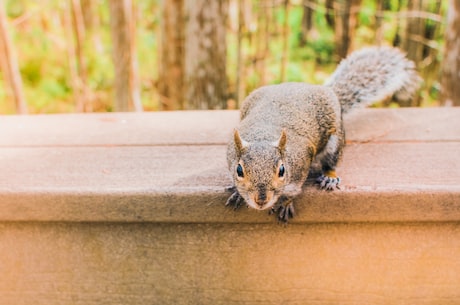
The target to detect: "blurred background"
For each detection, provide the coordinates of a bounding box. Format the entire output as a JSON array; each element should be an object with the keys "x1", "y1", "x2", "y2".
[{"x1": 0, "y1": 0, "x2": 456, "y2": 114}]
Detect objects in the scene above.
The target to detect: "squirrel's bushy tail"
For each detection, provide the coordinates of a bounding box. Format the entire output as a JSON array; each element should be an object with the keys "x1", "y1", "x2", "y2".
[{"x1": 325, "y1": 47, "x2": 422, "y2": 113}]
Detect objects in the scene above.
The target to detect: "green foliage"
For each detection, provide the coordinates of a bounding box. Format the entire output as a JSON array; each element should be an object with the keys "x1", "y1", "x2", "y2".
[
  {"x1": 0, "y1": 0, "x2": 447, "y2": 113},
  {"x1": 358, "y1": 0, "x2": 376, "y2": 26},
  {"x1": 20, "y1": 57, "x2": 42, "y2": 86}
]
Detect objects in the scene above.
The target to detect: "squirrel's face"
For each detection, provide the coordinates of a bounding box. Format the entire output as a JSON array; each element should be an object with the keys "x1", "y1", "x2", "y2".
[{"x1": 230, "y1": 129, "x2": 288, "y2": 211}]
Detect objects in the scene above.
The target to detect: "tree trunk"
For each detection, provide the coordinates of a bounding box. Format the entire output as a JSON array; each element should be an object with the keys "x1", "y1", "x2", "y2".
[
  {"x1": 441, "y1": 0, "x2": 460, "y2": 106},
  {"x1": 392, "y1": 0, "x2": 402, "y2": 47},
  {"x1": 235, "y1": 0, "x2": 245, "y2": 108},
  {"x1": 63, "y1": 1, "x2": 81, "y2": 113},
  {"x1": 80, "y1": 0, "x2": 104, "y2": 54},
  {"x1": 255, "y1": 0, "x2": 270, "y2": 88},
  {"x1": 404, "y1": 0, "x2": 424, "y2": 63},
  {"x1": 108, "y1": 0, "x2": 142, "y2": 112},
  {"x1": 400, "y1": 0, "x2": 428, "y2": 107},
  {"x1": 158, "y1": 0, "x2": 185, "y2": 110},
  {"x1": 325, "y1": 0, "x2": 335, "y2": 28},
  {"x1": 300, "y1": 0, "x2": 315, "y2": 47},
  {"x1": 280, "y1": 0, "x2": 290, "y2": 82},
  {"x1": 129, "y1": 3, "x2": 142, "y2": 112},
  {"x1": 374, "y1": 0, "x2": 385, "y2": 46},
  {"x1": 70, "y1": 0, "x2": 91, "y2": 112},
  {"x1": 184, "y1": 0, "x2": 228, "y2": 109},
  {"x1": 0, "y1": 2, "x2": 27, "y2": 114},
  {"x1": 332, "y1": 0, "x2": 362, "y2": 60}
]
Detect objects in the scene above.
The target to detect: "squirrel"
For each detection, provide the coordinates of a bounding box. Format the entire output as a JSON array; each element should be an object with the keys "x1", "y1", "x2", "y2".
[{"x1": 226, "y1": 46, "x2": 421, "y2": 222}]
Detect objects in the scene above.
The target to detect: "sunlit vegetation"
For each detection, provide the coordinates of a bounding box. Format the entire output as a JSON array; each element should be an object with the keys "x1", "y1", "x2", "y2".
[{"x1": 0, "y1": 0, "x2": 451, "y2": 113}]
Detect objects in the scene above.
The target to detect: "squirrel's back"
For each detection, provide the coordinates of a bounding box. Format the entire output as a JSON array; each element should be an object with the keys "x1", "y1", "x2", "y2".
[
  {"x1": 325, "y1": 46, "x2": 421, "y2": 113},
  {"x1": 238, "y1": 83, "x2": 339, "y2": 139}
]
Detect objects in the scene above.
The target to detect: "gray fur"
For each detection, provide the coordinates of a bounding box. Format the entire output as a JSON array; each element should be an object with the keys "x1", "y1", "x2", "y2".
[{"x1": 325, "y1": 46, "x2": 422, "y2": 113}]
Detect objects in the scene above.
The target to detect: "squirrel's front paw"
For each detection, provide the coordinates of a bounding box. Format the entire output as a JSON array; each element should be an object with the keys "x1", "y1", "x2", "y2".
[
  {"x1": 270, "y1": 196, "x2": 295, "y2": 223},
  {"x1": 225, "y1": 187, "x2": 245, "y2": 210},
  {"x1": 316, "y1": 174, "x2": 341, "y2": 191}
]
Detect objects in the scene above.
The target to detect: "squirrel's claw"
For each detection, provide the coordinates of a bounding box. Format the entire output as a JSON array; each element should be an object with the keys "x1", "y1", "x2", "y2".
[
  {"x1": 270, "y1": 196, "x2": 295, "y2": 223},
  {"x1": 316, "y1": 174, "x2": 341, "y2": 191},
  {"x1": 278, "y1": 203, "x2": 295, "y2": 223},
  {"x1": 225, "y1": 189, "x2": 245, "y2": 210}
]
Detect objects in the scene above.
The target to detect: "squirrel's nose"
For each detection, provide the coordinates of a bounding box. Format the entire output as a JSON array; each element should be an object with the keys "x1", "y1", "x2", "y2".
[{"x1": 254, "y1": 190, "x2": 267, "y2": 207}]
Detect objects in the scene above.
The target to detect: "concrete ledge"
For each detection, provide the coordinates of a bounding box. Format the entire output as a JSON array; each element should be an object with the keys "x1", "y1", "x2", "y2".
[
  {"x1": 2, "y1": 222, "x2": 460, "y2": 305},
  {"x1": 1, "y1": 108, "x2": 459, "y2": 223},
  {"x1": 1, "y1": 108, "x2": 460, "y2": 305}
]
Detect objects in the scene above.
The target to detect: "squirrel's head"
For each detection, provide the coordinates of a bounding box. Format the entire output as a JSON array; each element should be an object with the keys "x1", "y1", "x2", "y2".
[{"x1": 229, "y1": 129, "x2": 288, "y2": 211}]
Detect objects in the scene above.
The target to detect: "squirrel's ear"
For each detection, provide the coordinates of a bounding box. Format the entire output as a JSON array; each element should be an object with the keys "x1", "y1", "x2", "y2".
[
  {"x1": 234, "y1": 129, "x2": 248, "y2": 154},
  {"x1": 276, "y1": 129, "x2": 287, "y2": 152}
]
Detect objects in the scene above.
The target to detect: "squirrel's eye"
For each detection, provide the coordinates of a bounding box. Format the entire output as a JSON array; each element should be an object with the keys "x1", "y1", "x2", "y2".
[
  {"x1": 236, "y1": 164, "x2": 244, "y2": 178},
  {"x1": 278, "y1": 164, "x2": 285, "y2": 178}
]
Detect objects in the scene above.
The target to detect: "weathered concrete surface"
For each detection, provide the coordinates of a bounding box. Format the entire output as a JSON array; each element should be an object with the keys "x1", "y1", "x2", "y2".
[
  {"x1": 0, "y1": 108, "x2": 459, "y2": 223},
  {"x1": 1, "y1": 108, "x2": 459, "y2": 147},
  {"x1": 1, "y1": 222, "x2": 460, "y2": 305},
  {"x1": 1, "y1": 108, "x2": 460, "y2": 304}
]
